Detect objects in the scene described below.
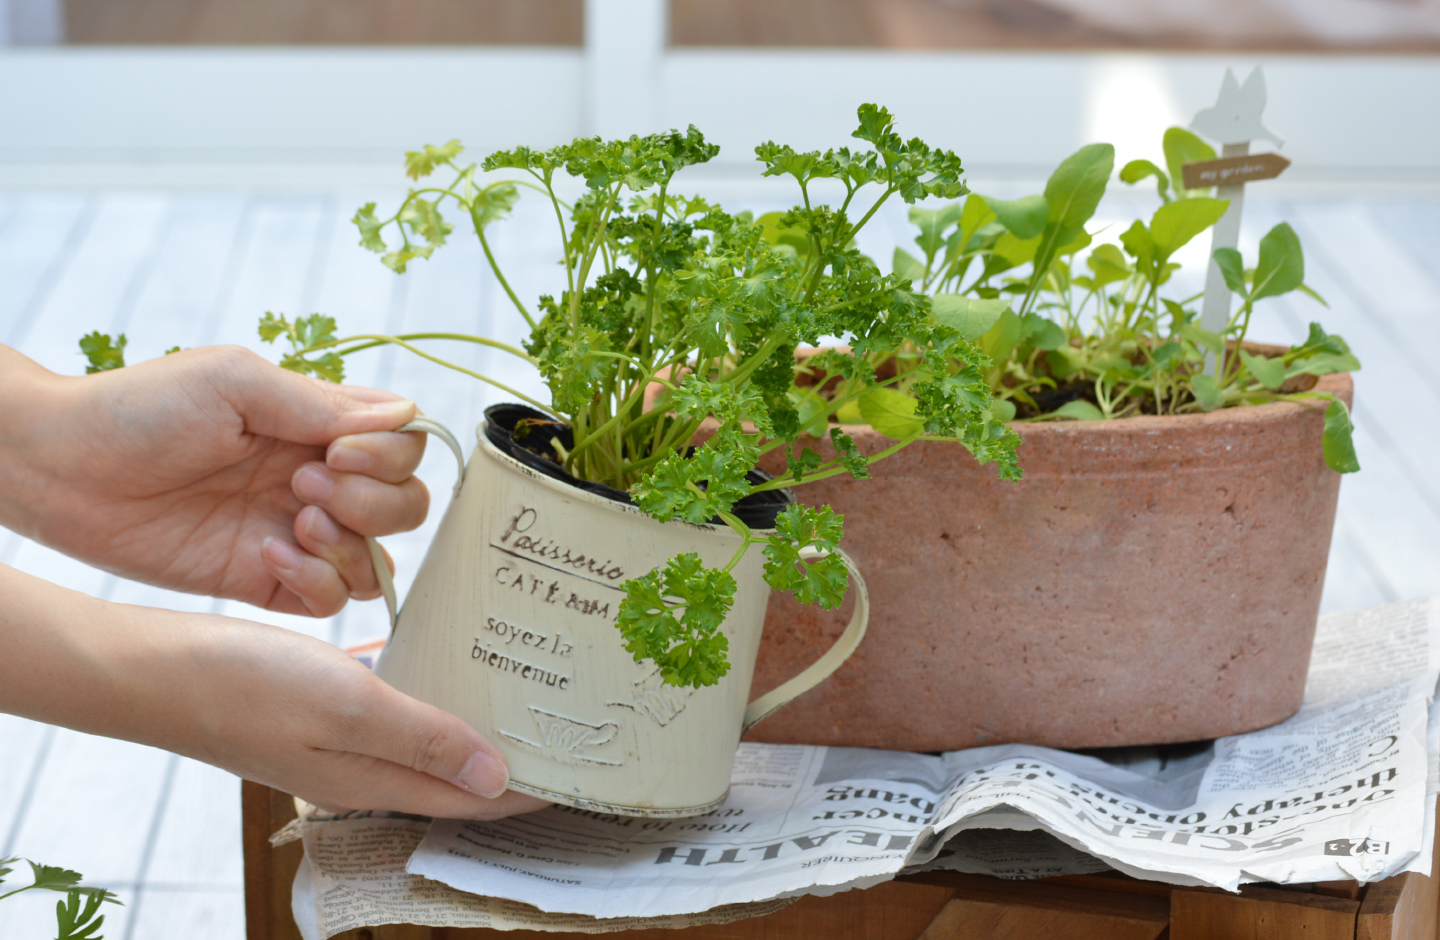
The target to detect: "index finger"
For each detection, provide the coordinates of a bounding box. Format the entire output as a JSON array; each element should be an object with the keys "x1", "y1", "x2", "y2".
[{"x1": 326, "y1": 430, "x2": 427, "y2": 484}]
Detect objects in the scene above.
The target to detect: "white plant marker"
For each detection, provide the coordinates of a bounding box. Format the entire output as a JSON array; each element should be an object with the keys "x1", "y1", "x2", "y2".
[{"x1": 1192, "y1": 67, "x2": 1285, "y2": 372}]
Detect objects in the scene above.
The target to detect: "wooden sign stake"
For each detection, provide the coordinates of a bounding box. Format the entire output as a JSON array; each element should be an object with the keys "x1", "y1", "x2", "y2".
[{"x1": 1190, "y1": 67, "x2": 1287, "y2": 374}]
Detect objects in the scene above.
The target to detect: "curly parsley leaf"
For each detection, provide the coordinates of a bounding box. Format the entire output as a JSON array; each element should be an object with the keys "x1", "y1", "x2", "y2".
[
  {"x1": 763, "y1": 504, "x2": 849, "y2": 608},
  {"x1": 259, "y1": 312, "x2": 345, "y2": 383},
  {"x1": 78, "y1": 332, "x2": 127, "y2": 374},
  {"x1": 618, "y1": 553, "x2": 736, "y2": 688}
]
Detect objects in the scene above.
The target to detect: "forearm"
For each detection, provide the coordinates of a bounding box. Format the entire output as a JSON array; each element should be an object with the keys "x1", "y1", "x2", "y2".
[{"x1": 0, "y1": 560, "x2": 205, "y2": 753}]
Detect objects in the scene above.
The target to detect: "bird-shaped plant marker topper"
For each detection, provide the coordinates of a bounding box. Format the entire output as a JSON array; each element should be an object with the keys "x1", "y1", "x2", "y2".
[{"x1": 1189, "y1": 67, "x2": 1292, "y2": 365}]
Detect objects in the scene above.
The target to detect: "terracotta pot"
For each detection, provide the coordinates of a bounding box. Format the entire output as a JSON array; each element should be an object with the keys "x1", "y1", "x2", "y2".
[
  {"x1": 746, "y1": 369, "x2": 1353, "y2": 752},
  {"x1": 367, "y1": 407, "x2": 869, "y2": 816}
]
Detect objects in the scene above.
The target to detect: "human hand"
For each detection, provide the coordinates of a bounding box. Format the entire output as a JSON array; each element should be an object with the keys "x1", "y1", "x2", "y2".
[
  {"x1": 0, "y1": 344, "x2": 428, "y2": 616},
  {"x1": 0, "y1": 563, "x2": 548, "y2": 819},
  {"x1": 174, "y1": 612, "x2": 550, "y2": 818}
]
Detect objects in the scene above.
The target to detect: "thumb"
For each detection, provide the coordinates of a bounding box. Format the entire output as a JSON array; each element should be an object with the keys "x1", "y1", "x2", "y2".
[
  {"x1": 224, "y1": 351, "x2": 417, "y2": 445},
  {"x1": 341, "y1": 680, "x2": 513, "y2": 799}
]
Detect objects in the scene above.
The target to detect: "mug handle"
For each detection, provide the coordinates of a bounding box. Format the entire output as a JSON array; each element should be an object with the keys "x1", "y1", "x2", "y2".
[
  {"x1": 363, "y1": 416, "x2": 469, "y2": 631},
  {"x1": 741, "y1": 546, "x2": 869, "y2": 733}
]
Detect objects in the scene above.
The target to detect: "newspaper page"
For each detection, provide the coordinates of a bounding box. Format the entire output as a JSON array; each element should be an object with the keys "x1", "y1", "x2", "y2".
[
  {"x1": 290, "y1": 816, "x2": 794, "y2": 940},
  {"x1": 404, "y1": 597, "x2": 1439, "y2": 916}
]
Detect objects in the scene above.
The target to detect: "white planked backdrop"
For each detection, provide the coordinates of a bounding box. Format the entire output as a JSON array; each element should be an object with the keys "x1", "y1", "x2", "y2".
[{"x1": 0, "y1": 177, "x2": 1438, "y2": 937}]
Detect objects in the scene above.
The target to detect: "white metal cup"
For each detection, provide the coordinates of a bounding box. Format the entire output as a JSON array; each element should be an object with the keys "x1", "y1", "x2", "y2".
[{"x1": 367, "y1": 415, "x2": 869, "y2": 817}]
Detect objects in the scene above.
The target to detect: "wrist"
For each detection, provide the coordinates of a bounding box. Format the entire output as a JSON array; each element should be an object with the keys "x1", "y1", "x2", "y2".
[{"x1": 0, "y1": 346, "x2": 76, "y2": 538}]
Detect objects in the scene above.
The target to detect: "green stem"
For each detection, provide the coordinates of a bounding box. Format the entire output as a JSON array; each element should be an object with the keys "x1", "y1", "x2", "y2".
[
  {"x1": 474, "y1": 221, "x2": 536, "y2": 329},
  {"x1": 333, "y1": 332, "x2": 536, "y2": 364}
]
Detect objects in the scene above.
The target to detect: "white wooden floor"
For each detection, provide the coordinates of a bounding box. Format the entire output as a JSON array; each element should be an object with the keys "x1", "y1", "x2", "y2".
[{"x1": 0, "y1": 182, "x2": 1438, "y2": 937}]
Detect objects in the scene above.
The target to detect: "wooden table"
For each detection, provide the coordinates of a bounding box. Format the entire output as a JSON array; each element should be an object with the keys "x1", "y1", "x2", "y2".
[{"x1": 244, "y1": 782, "x2": 1440, "y2": 940}]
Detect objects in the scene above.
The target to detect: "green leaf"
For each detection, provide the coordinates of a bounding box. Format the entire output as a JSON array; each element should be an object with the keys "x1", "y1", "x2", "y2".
[
  {"x1": 1250, "y1": 222, "x2": 1305, "y2": 301},
  {"x1": 1323, "y1": 399, "x2": 1360, "y2": 474},
  {"x1": 617, "y1": 554, "x2": 738, "y2": 688},
  {"x1": 992, "y1": 232, "x2": 1041, "y2": 268},
  {"x1": 1149, "y1": 197, "x2": 1228, "y2": 264},
  {"x1": 55, "y1": 887, "x2": 115, "y2": 940},
  {"x1": 1178, "y1": 322, "x2": 1224, "y2": 355},
  {"x1": 399, "y1": 196, "x2": 453, "y2": 248},
  {"x1": 1289, "y1": 351, "x2": 1361, "y2": 378},
  {"x1": 78, "y1": 332, "x2": 127, "y2": 374},
  {"x1": 930, "y1": 294, "x2": 1010, "y2": 341},
  {"x1": 989, "y1": 398, "x2": 1017, "y2": 422},
  {"x1": 27, "y1": 861, "x2": 83, "y2": 892},
  {"x1": 1085, "y1": 243, "x2": 1130, "y2": 289},
  {"x1": 352, "y1": 202, "x2": 387, "y2": 254},
  {"x1": 1213, "y1": 247, "x2": 1247, "y2": 296},
  {"x1": 1020, "y1": 314, "x2": 1067, "y2": 351},
  {"x1": 978, "y1": 307, "x2": 1024, "y2": 366},
  {"x1": 473, "y1": 183, "x2": 520, "y2": 231},
  {"x1": 1239, "y1": 349, "x2": 1286, "y2": 390},
  {"x1": 910, "y1": 203, "x2": 963, "y2": 257},
  {"x1": 1163, "y1": 126, "x2": 1217, "y2": 198},
  {"x1": 981, "y1": 194, "x2": 1049, "y2": 240},
  {"x1": 1192, "y1": 374, "x2": 1225, "y2": 411},
  {"x1": 1051, "y1": 399, "x2": 1103, "y2": 421},
  {"x1": 892, "y1": 247, "x2": 926, "y2": 284},
  {"x1": 857, "y1": 387, "x2": 924, "y2": 440},
  {"x1": 763, "y1": 505, "x2": 848, "y2": 609},
  {"x1": 1119, "y1": 158, "x2": 1170, "y2": 201},
  {"x1": 829, "y1": 428, "x2": 871, "y2": 479},
  {"x1": 403, "y1": 139, "x2": 464, "y2": 180},
  {"x1": 1043, "y1": 143, "x2": 1115, "y2": 232}
]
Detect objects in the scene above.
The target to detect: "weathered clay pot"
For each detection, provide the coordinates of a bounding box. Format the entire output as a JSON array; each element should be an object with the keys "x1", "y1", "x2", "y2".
[{"x1": 746, "y1": 370, "x2": 1353, "y2": 752}]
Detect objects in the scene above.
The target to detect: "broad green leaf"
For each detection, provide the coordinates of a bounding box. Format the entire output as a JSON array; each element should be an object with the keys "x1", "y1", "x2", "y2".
[
  {"x1": 834, "y1": 398, "x2": 864, "y2": 424},
  {"x1": 1119, "y1": 158, "x2": 1170, "y2": 201},
  {"x1": 1192, "y1": 374, "x2": 1225, "y2": 411},
  {"x1": 978, "y1": 308, "x2": 1024, "y2": 366},
  {"x1": 892, "y1": 247, "x2": 926, "y2": 284},
  {"x1": 1298, "y1": 282, "x2": 1329, "y2": 307},
  {"x1": 1250, "y1": 222, "x2": 1305, "y2": 301},
  {"x1": 858, "y1": 387, "x2": 924, "y2": 439},
  {"x1": 1044, "y1": 143, "x2": 1115, "y2": 232},
  {"x1": 990, "y1": 398, "x2": 1017, "y2": 422},
  {"x1": 1149, "y1": 197, "x2": 1228, "y2": 263},
  {"x1": 1020, "y1": 313, "x2": 1067, "y2": 351},
  {"x1": 1288, "y1": 351, "x2": 1361, "y2": 377},
  {"x1": 1163, "y1": 126, "x2": 1217, "y2": 198},
  {"x1": 1239, "y1": 349, "x2": 1286, "y2": 389},
  {"x1": 993, "y1": 232, "x2": 1040, "y2": 267},
  {"x1": 953, "y1": 193, "x2": 998, "y2": 261},
  {"x1": 910, "y1": 203, "x2": 963, "y2": 256},
  {"x1": 930, "y1": 294, "x2": 1010, "y2": 340},
  {"x1": 1323, "y1": 400, "x2": 1360, "y2": 473},
  {"x1": 1086, "y1": 243, "x2": 1131, "y2": 288},
  {"x1": 757, "y1": 211, "x2": 810, "y2": 254},
  {"x1": 1178, "y1": 322, "x2": 1224, "y2": 355},
  {"x1": 1119, "y1": 219, "x2": 1156, "y2": 275},
  {"x1": 1056, "y1": 227, "x2": 1093, "y2": 257},
  {"x1": 1213, "y1": 247, "x2": 1247, "y2": 295},
  {"x1": 1052, "y1": 400, "x2": 1103, "y2": 421},
  {"x1": 981, "y1": 194, "x2": 1049, "y2": 240}
]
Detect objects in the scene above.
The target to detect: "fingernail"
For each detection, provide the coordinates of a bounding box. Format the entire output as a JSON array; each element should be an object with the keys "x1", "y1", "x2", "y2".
[
  {"x1": 303, "y1": 507, "x2": 343, "y2": 546},
  {"x1": 327, "y1": 445, "x2": 371, "y2": 473},
  {"x1": 368, "y1": 399, "x2": 415, "y2": 424},
  {"x1": 262, "y1": 537, "x2": 305, "y2": 575},
  {"x1": 456, "y1": 750, "x2": 509, "y2": 799},
  {"x1": 294, "y1": 465, "x2": 335, "y2": 504}
]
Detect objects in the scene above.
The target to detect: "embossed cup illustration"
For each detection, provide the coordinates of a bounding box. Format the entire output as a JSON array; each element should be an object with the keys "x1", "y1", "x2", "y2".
[{"x1": 368, "y1": 408, "x2": 869, "y2": 817}]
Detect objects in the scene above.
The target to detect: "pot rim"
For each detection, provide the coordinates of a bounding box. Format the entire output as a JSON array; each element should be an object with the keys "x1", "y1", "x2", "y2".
[
  {"x1": 476, "y1": 422, "x2": 774, "y2": 539},
  {"x1": 827, "y1": 374, "x2": 1352, "y2": 441}
]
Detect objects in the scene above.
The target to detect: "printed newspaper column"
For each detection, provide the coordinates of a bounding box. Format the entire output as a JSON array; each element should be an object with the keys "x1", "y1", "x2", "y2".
[{"x1": 1189, "y1": 67, "x2": 1290, "y2": 375}]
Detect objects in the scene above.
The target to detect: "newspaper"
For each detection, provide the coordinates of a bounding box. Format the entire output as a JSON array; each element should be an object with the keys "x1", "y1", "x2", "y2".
[
  {"x1": 294, "y1": 597, "x2": 1439, "y2": 933},
  {"x1": 290, "y1": 817, "x2": 793, "y2": 937}
]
